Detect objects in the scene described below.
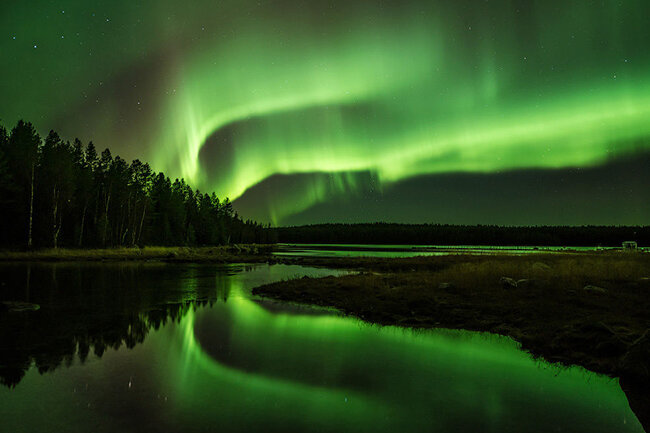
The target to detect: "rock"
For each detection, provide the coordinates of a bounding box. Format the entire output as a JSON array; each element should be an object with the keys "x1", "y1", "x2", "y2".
[
  {"x1": 500, "y1": 277, "x2": 518, "y2": 289},
  {"x1": 438, "y1": 282, "x2": 453, "y2": 290},
  {"x1": 1, "y1": 301, "x2": 40, "y2": 312},
  {"x1": 531, "y1": 262, "x2": 552, "y2": 272},
  {"x1": 583, "y1": 285, "x2": 607, "y2": 294}
]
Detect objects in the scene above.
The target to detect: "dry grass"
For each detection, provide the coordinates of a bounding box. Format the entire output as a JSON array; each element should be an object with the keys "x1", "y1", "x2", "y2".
[
  {"x1": 254, "y1": 252, "x2": 650, "y2": 383},
  {"x1": 415, "y1": 253, "x2": 649, "y2": 290},
  {"x1": 0, "y1": 245, "x2": 274, "y2": 262}
]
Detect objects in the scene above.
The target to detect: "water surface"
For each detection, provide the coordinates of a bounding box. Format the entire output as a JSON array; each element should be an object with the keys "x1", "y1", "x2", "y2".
[
  {"x1": 274, "y1": 243, "x2": 621, "y2": 258},
  {"x1": 0, "y1": 263, "x2": 644, "y2": 432}
]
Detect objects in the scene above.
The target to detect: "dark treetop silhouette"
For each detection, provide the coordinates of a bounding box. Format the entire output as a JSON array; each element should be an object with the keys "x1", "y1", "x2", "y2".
[
  {"x1": 275, "y1": 223, "x2": 650, "y2": 247},
  {"x1": 0, "y1": 120, "x2": 273, "y2": 249}
]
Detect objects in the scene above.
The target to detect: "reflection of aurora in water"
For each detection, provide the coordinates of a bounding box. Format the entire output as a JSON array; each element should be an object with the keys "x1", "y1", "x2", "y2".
[
  {"x1": 166, "y1": 266, "x2": 642, "y2": 432},
  {"x1": 0, "y1": 264, "x2": 644, "y2": 432}
]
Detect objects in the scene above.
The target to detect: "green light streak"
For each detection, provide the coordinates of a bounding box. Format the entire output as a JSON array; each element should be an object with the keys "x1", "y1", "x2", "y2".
[
  {"x1": 3, "y1": 0, "x2": 650, "y2": 222},
  {"x1": 145, "y1": 1, "x2": 650, "y2": 223},
  {"x1": 154, "y1": 12, "x2": 440, "y2": 190}
]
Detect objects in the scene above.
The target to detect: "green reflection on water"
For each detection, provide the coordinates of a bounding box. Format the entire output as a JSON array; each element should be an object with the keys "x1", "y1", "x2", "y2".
[
  {"x1": 0, "y1": 263, "x2": 644, "y2": 432},
  {"x1": 163, "y1": 267, "x2": 641, "y2": 432}
]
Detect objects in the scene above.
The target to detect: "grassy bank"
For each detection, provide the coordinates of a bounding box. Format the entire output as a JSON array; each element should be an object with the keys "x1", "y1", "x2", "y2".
[
  {"x1": 0, "y1": 245, "x2": 274, "y2": 263},
  {"x1": 254, "y1": 253, "x2": 650, "y2": 383}
]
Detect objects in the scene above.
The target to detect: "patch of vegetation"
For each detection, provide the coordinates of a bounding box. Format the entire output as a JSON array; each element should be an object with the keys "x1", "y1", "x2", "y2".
[
  {"x1": 0, "y1": 245, "x2": 273, "y2": 262},
  {"x1": 255, "y1": 253, "x2": 650, "y2": 382}
]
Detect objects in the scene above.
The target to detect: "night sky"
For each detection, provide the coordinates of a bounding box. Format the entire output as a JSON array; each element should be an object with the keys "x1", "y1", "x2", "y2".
[{"x1": 2, "y1": 1, "x2": 649, "y2": 225}]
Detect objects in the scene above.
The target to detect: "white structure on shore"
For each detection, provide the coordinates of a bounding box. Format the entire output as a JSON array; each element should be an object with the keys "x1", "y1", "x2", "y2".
[{"x1": 622, "y1": 241, "x2": 638, "y2": 250}]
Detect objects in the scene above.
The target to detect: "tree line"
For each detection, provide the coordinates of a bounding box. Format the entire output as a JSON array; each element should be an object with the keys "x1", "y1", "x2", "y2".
[
  {"x1": 275, "y1": 223, "x2": 650, "y2": 247},
  {"x1": 0, "y1": 120, "x2": 274, "y2": 249}
]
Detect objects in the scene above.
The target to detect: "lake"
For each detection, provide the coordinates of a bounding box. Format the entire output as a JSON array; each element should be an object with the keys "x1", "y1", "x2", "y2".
[
  {"x1": 273, "y1": 243, "x2": 622, "y2": 258},
  {"x1": 0, "y1": 262, "x2": 644, "y2": 432}
]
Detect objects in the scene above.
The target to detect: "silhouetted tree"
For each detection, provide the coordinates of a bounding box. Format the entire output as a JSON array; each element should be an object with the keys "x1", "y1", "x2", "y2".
[
  {"x1": 6, "y1": 121, "x2": 41, "y2": 248},
  {"x1": 0, "y1": 119, "x2": 271, "y2": 249},
  {"x1": 275, "y1": 223, "x2": 650, "y2": 247}
]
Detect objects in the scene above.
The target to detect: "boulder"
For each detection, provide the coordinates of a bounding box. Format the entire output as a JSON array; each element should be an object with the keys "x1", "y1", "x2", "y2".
[
  {"x1": 500, "y1": 277, "x2": 518, "y2": 289},
  {"x1": 583, "y1": 285, "x2": 607, "y2": 294},
  {"x1": 531, "y1": 262, "x2": 552, "y2": 272}
]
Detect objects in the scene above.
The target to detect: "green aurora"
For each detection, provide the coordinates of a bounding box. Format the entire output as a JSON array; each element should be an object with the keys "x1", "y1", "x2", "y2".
[{"x1": 2, "y1": 1, "x2": 650, "y2": 224}]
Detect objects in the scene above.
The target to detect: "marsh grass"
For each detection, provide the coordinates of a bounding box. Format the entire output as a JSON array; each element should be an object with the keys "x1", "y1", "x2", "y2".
[
  {"x1": 419, "y1": 253, "x2": 649, "y2": 290},
  {"x1": 0, "y1": 245, "x2": 274, "y2": 262},
  {"x1": 254, "y1": 252, "x2": 650, "y2": 382}
]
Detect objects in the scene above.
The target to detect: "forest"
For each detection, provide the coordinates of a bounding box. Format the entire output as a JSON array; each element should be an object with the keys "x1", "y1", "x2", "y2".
[
  {"x1": 275, "y1": 223, "x2": 650, "y2": 246},
  {"x1": 0, "y1": 120, "x2": 273, "y2": 249}
]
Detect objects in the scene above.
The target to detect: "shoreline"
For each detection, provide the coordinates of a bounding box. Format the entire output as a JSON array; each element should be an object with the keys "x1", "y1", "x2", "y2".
[
  {"x1": 252, "y1": 253, "x2": 650, "y2": 426},
  {"x1": 3, "y1": 248, "x2": 649, "y2": 379},
  {"x1": 0, "y1": 245, "x2": 275, "y2": 263},
  {"x1": 1, "y1": 250, "x2": 649, "y2": 428},
  {"x1": 253, "y1": 254, "x2": 650, "y2": 379},
  {"x1": 1, "y1": 245, "x2": 646, "y2": 268}
]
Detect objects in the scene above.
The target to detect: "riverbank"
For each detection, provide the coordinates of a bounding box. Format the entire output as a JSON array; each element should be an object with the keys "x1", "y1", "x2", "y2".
[
  {"x1": 0, "y1": 245, "x2": 274, "y2": 263},
  {"x1": 254, "y1": 253, "x2": 650, "y2": 383}
]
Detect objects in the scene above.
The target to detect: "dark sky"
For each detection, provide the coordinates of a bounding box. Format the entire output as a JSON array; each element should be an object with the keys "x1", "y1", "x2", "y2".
[{"x1": 2, "y1": 0, "x2": 650, "y2": 225}]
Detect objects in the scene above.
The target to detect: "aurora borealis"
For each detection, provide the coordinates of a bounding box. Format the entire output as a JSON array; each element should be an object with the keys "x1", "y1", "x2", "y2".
[{"x1": 2, "y1": 1, "x2": 650, "y2": 225}]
